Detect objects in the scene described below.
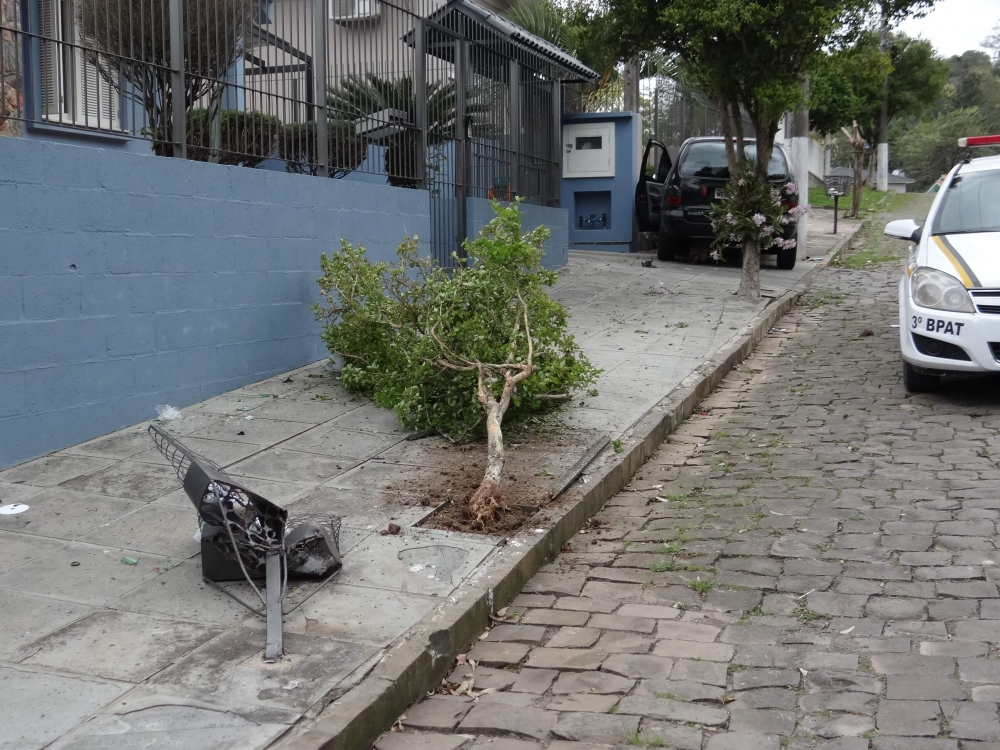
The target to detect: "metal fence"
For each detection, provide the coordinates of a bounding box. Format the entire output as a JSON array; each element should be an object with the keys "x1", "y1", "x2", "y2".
[
  {"x1": 565, "y1": 72, "x2": 754, "y2": 153},
  {"x1": 0, "y1": 0, "x2": 591, "y2": 264}
]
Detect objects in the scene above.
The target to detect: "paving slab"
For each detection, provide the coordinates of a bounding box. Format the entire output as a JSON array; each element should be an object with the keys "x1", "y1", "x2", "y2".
[
  {"x1": 0, "y1": 665, "x2": 129, "y2": 750},
  {"x1": 0, "y1": 541, "x2": 172, "y2": 605},
  {"x1": 0, "y1": 487, "x2": 145, "y2": 540},
  {"x1": 9, "y1": 609, "x2": 225, "y2": 681},
  {"x1": 150, "y1": 625, "x2": 377, "y2": 722}
]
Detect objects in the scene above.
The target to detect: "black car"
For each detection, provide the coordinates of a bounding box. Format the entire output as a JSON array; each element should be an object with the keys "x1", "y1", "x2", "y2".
[{"x1": 635, "y1": 137, "x2": 800, "y2": 269}]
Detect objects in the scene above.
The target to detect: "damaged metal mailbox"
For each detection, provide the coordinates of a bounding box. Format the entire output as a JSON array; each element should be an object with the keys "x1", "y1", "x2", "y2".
[{"x1": 149, "y1": 425, "x2": 342, "y2": 661}]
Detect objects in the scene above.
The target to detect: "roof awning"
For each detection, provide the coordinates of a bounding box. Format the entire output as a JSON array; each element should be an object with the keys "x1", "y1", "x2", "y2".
[{"x1": 401, "y1": 0, "x2": 597, "y2": 80}]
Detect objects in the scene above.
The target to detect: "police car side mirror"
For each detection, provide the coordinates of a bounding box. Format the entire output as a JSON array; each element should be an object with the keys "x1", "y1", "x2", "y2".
[{"x1": 885, "y1": 219, "x2": 921, "y2": 243}]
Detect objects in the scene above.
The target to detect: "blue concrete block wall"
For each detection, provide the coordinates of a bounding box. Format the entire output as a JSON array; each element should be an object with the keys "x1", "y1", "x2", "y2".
[
  {"x1": 561, "y1": 112, "x2": 641, "y2": 252},
  {"x1": 0, "y1": 136, "x2": 430, "y2": 469},
  {"x1": 466, "y1": 198, "x2": 568, "y2": 270}
]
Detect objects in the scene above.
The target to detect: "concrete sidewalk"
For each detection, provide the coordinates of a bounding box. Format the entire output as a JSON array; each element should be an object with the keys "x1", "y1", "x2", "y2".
[
  {"x1": 553, "y1": 213, "x2": 855, "y2": 436},
  {"x1": 0, "y1": 213, "x2": 859, "y2": 750}
]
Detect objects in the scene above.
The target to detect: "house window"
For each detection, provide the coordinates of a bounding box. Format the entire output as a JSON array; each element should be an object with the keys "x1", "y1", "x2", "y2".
[
  {"x1": 329, "y1": 0, "x2": 380, "y2": 22},
  {"x1": 38, "y1": 0, "x2": 120, "y2": 130}
]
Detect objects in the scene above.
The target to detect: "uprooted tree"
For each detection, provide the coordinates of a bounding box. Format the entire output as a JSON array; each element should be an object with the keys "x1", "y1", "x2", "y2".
[{"x1": 314, "y1": 201, "x2": 599, "y2": 529}]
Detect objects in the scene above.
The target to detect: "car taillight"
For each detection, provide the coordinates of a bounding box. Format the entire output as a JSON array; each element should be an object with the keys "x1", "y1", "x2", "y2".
[
  {"x1": 666, "y1": 186, "x2": 682, "y2": 205},
  {"x1": 782, "y1": 199, "x2": 797, "y2": 209},
  {"x1": 700, "y1": 185, "x2": 708, "y2": 198}
]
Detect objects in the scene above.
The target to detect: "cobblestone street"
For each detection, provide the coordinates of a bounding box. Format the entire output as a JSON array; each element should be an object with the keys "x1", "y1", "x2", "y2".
[{"x1": 375, "y1": 229, "x2": 1000, "y2": 749}]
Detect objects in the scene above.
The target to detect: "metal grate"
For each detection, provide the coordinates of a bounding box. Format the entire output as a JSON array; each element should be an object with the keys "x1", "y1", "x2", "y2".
[
  {"x1": 912, "y1": 332, "x2": 971, "y2": 361},
  {"x1": 977, "y1": 305, "x2": 1000, "y2": 314},
  {"x1": 2, "y1": 0, "x2": 589, "y2": 261}
]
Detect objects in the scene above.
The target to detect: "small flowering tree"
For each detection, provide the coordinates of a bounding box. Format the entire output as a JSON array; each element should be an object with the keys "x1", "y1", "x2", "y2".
[{"x1": 708, "y1": 162, "x2": 808, "y2": 292}]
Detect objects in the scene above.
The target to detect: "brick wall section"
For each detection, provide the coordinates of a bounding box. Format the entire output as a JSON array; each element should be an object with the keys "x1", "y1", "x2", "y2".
[{"x1": 0, "y1": 136, "x2": 430, "y2": 468}]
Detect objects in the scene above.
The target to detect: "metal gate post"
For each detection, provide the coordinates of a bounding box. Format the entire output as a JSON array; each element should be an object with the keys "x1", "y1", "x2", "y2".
[
  {"x1": 169, "y1": 0, "x2": 186, "y2": 158},
  {"x1": 551, "y1": 80, "x2": 562, "y2": 206},
  {"x1": 508, "y1": 59, "x2": 520, "y2": 199},
  {"x1": 455, "y1": 39, "x2": 468, "y2": 260},
  {"x1": 313, "y1": 0, "x2": 329, "y2": 177},
  {"x1": 263, "y1": 551, "x2": 283, "y2": 662},
  {"x1": 414, "y1": 18, "x2": 428, "y2": 190}
]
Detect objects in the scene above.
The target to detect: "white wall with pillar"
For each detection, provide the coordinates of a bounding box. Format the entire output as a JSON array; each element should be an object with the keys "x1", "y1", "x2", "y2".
[{"x1": 786, "y1": 79, "x2": 811, "y2": 259}]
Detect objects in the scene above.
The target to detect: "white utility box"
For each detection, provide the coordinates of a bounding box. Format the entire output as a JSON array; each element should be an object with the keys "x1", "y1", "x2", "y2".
[{"x1": 562, "y1": 122, "x2": 615, "y2": 178}]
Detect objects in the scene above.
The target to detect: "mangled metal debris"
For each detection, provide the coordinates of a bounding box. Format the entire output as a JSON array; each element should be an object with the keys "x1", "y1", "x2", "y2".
[{"x1": 148, "y1": 425, "x2": 342, "y2": 661}]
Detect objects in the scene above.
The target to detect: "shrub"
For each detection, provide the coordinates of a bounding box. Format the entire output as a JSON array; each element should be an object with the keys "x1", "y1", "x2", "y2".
[
  {"x1": 314, "y1": 201, "x2": 599, "y2": 527},
  {"x1": 186, "y1": 108, "x2": 282, "y2": 168},
  {"x1": 278, "y1": 120, "x2": 368, "y2": 178}
]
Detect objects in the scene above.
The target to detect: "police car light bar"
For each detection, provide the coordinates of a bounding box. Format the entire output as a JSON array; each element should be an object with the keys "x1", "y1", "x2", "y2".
[{"x1": 958, "y1": 135, "x2": 1000, "y2": 147}]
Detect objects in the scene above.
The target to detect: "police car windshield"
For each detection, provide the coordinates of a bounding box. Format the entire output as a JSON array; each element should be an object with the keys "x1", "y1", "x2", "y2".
[
  {"x1": 933, "y1": 171, "x2": 1000, "y2": 235},
  {"x1": 678, "y1": 142, "x2": 788, "y2": 179}
]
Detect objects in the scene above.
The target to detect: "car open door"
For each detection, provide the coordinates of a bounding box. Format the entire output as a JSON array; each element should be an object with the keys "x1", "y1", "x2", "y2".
[{"x1": 635, "y1": 139, "x2": 671, "y2": 232}]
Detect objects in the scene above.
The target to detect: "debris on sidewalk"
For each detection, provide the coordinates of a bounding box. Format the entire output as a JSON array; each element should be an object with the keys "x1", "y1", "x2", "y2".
[
  {"x1": 0, "y1": 503, "x2": 29, "y2": 514},
  {"x1": 155, "y1": 405, "x2": 182, "y2": 421},
  {"x1": 147, "y1": 424, "x2": 343, "y2": 662}
]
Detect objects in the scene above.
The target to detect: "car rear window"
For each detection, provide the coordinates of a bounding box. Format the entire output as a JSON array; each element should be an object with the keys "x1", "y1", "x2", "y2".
[
  {"x1": 678, "y1": 142, "x2": 789, "y2": 179},
  {"x1": 933, "y1": 171, "x2": 1000, "y2": 235}
]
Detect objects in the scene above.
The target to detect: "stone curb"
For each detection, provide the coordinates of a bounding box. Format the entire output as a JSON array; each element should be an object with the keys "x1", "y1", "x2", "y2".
[{"x1": 274, "y1": 222, "x2": 864, "y2": 750}]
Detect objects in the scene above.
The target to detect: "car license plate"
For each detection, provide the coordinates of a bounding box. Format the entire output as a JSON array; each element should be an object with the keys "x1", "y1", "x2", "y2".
[{"x1": 714, "y1": 188, "x2": 724, "y2": 199}]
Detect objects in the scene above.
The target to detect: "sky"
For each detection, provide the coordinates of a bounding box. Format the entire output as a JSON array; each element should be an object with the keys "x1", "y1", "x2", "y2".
[{"x1": 898, "y1": 0, "x2": 999, "y2": 58}]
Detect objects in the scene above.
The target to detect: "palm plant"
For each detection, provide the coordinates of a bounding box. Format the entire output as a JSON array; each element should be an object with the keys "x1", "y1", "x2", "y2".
[
  {"x1": 326, "y1": 73, "x2": 496, "y2": 189},
  {"x1": 503, "y1": 0, "x2": 572, "y2": 53}
]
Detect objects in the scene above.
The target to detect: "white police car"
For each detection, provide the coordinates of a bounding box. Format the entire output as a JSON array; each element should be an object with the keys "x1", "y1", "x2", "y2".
[{"x1": 887, "y1": 135, "x2": 1000, "y2": 393}]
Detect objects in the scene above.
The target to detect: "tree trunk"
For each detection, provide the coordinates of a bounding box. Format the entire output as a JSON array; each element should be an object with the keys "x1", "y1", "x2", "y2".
[
  {"x1": 851, "y1": 147, "x2": 864, "y2": 218},
  {"x1": 468, "y1": 399, "x2": 506, "y2": 529},
  {"x1": 737, "y1": 238, "x2": 761, "y2": 299},
  {"x1": 719, "y1": 94, "x2": 737, "y2": 175}
]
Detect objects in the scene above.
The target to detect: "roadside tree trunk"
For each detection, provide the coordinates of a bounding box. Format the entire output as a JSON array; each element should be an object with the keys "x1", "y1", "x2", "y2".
[
  {"x1": 737, "y1": 238, "x2": 761, "y2": 298},
  {"x1": 468, "y1": 396, "x2": 507, "y2": 528},
  {"x1": 849, "y1": 122, "x2": 865, "y2": 218},
  {"x1": 453, "y1": 301, "x2": 535, "y2": 531}
]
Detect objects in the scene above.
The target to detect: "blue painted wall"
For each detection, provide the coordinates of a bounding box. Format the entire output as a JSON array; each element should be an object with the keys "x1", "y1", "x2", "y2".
[
  {"x1": 465, "y1": 198, "x2": 568, "y2": 270},
  {"x1": 0, "y1": 135, "x2": 430, "y2": 469},
  {"x1": 561, "y1": 112, "x2": 640, "y2": 252}
]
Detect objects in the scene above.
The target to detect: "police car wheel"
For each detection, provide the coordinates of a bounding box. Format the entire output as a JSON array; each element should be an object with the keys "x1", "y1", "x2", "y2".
[{"x1": 903, "y1": 361, "x2": 941, "y2": 393}]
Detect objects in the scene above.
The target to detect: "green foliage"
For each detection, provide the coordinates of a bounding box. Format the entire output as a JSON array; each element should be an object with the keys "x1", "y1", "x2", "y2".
[
  {"x1": 612, "y1": 438, "x2": 624, "y2": 453},
  {"x1": 606, "y1": 0, "x2": 866, "y2": 296},
  {"x1": 278, "y1": 120, "x2": 368, "y2": 179},
  {"x1": 895, "y1": 107, "x2": 993, "y2": 187},
  {"x1": 504, "y1": 0, "x2": 573, "y2": 52},
  {"x1": 810, "y1": 32, "x2": 889, "y2": 135},
  {"x1": 810, "y1": 32, "x2": 946, "y2": 141},
  {"x1": 314, "y1": 201, "x2": 599, "y2": 441},
  {"x1": 709, "y1": 161, "x2": 799, "y2": 257},
  {"x1": 808, "y1": 185, "x2": 891, "y2": 211},
  {"x1": 606, "y1": 0, "x2": 861, "y2": 137},
  {"x1": 325, "y1": 74, "x2": 497, "y2": 188},
  {"x1": 185, "y1": 109, "x2": 282, "y2": 168},
  {"x1": 687, "y1": 579, "x2": 715, "y2": 595}
]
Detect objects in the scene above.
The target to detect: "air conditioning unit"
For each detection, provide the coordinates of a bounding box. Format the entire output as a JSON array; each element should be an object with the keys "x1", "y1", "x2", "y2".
[{"x1": 330, "y1": 0, "x2": 380, "y2": 22}]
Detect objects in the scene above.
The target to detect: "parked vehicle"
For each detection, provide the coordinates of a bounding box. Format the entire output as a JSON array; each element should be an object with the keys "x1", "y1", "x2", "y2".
[
  {"x1": 635, "y1": 137, "x2": 800, "y2": 269},
  {"x1": 886, "y1": 135, "x2": 1000, "y2": 393}
]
